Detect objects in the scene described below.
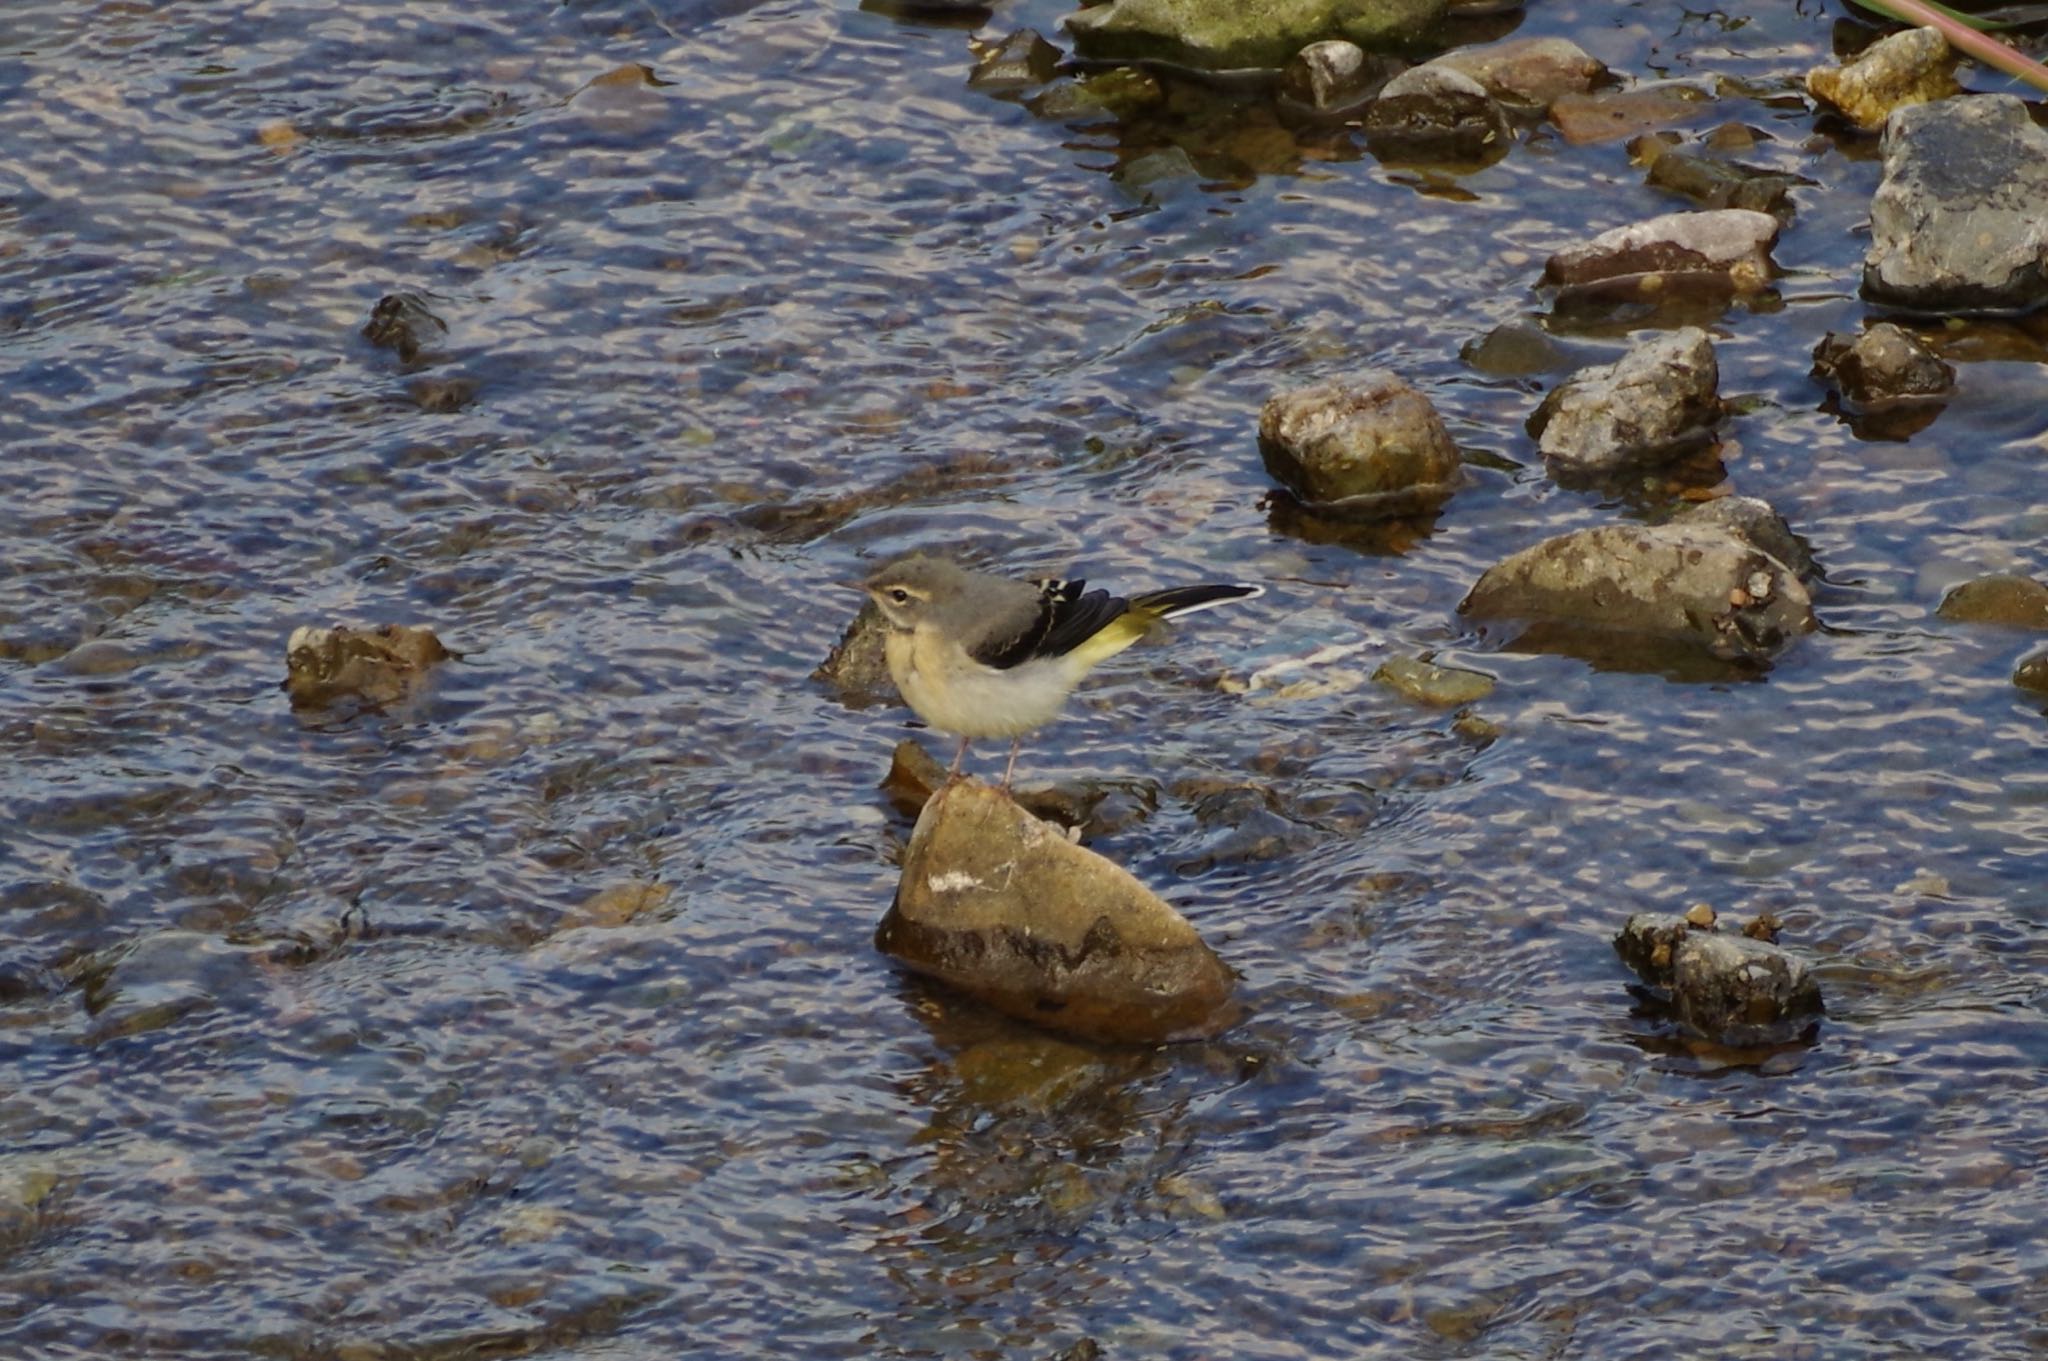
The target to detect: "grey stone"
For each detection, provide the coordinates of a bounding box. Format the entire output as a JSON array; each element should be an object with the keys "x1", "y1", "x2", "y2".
[
  {"x1": 1671, "y1": 930, "x2": 1824, "y2": 1047},
  {"x1": 1461, "y1": 520, "x2": 1817, "y2": 664},
  {"x1": 1864, "y1": 95, "x2": 2048, "y2": 313},
  {"x1": 1529, "y1": 327, "x2": 1721, "y2": 475},
  {"x1": 1674, "y1": 496, "x2": 1816, "y2": 582},
  {"x1": 1615, "y1": 913, "x2": 1824, "y2": 1047}
]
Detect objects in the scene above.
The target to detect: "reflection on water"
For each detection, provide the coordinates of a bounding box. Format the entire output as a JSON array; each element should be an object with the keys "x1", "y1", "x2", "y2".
[{"x1": 1, "y1": 0, "x2": 2045, "y2": 1355}]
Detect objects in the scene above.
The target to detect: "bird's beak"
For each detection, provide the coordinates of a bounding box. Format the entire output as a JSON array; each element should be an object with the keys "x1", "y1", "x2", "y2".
[{"x1": 836, "y1": 579, "x2": 871, "y2": 596}]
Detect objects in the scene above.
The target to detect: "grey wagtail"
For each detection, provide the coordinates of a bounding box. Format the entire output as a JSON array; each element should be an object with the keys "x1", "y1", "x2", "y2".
[{"x1": 852, "y1": 554, "x2": 1263, "y2": 788}]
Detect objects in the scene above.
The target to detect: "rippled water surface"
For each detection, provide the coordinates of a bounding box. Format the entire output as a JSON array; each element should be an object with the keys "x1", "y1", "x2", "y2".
[{"x1": 4, "y1": 0, "x2": 2046, "y2": 1356}]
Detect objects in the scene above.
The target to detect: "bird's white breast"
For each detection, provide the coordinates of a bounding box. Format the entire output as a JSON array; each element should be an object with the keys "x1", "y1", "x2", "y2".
[{"x1": 885, "y1": 625, "x2": 1080, "y2": 739}]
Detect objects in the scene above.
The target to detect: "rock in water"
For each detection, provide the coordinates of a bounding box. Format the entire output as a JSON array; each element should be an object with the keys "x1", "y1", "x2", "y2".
[
  {"x1": 1615, "y1": 911, "x2": 1824, "y2": 1048},
  {"x1": 1460, "y1": 520, "x2": 1816, "y2": 666},
  {"x1": 1258, "y1": 371, "x2": 1463, "y2": 518},
  {"x1": 1671, "y1": 931, "x2": 1823, "y2": 1047},
  {"x1": 1864, "y1": 95, "x2": 2048, "y2": 314},
  {"x1": 1805, "y1": 26, "x2": 1958, "y2": 131},
  {"x1": 1529, "y1": 327, "x2": 1722, "y2": 476},
  {"x1": 875, "y1": 782, "x2": 1239, "y2": 1044},
  {"x1": 1065, "y1": 0, "x2": 1448, "y2": 72},
  {"x1": 282, "y1": 624, "x2": 453, "y2": 709}
]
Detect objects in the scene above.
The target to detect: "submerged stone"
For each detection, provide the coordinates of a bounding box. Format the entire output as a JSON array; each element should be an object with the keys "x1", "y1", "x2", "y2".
[
  {"x1": 968, "y1": 30, "x2": 1062, "y2": 95},
  {"x1": 1936, "y1": 575, "x2": 2048, "y2": 630},
  {"x1": 362, "y1": 292, "x2": 447, "y2": 364},
  {"x1": 876, "y1": 782, "x2": 1239, "y2": 1044},
  {"x1": 1373, "y1": 655, "x2": 1495, "y2": 707}
]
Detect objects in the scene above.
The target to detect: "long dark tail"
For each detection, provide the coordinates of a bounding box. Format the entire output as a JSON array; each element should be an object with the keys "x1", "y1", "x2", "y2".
[{"x1": 1130, "y1": 582, "x2": 1264, "y2": 620}]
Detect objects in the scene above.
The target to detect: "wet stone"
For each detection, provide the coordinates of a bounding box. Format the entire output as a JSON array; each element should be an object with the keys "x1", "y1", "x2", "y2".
[
  {"x1": 362, "y1": 292, "x2": 447, "y2": 364},
  {"x1": 1063, "y1": 0, "x2": 1452, "y2": 72},
  {"x1": 1373, "y1": 655, "x2": 1495, "y2": 707},
  {"x1": 1673, "y1": 495, "x2": 1816, "y2": 582},
  {"x1": 1672, "y1": 930, "x2": 1823, "y2": 1047},
  {"x1": 1614, "y1": 912, "x2": 1824, "y2": 1047},
  {"x1": 1258, "y1": 371, "x2": 1463, "y2": 518},
  {"x1": 968, "y1": 30, "x2": 1062, "y2": 95},
  {"x1": 282, "y1": 623, "x2": 454, "y2": 710},
  {"x1": 1427, "y1": 35, "x2": 1606, "y2": 109},
  {"x1": 1461, "y1": 519, "x2": 1817, "y2": 665},
  {"x1": 1544, "y1": 209, "x2": 1778, "y2": 304},
  {"x1": 881, "y1": 739, "x2": 1107, "y2": 833},
  {"x1": 1812, "y1": 322, "x2": 1955, "y2": 409},
  {"x1": 1460, "y1": 320, "x2": 1567, "y2": 377},
  {"x1": 814, "y1": 598, "x2": 895, "y2": 706},
  {"x1": 1936, "y1": 575, "x2": 2048, "y2": 631},
  {"x1": 875, "y1": 781, "x2": 1239, "y2": 1045},
  {"x1": 2015, "y1": 649, "x2": 2048, "y2": 695},
  {"x1": 1864, "y1": 95, "x2": 2048, "y2": 314},
  {"x1": 1278, "y1": 39, "x2": 1382, "y2": 115},
  {"x1": 1549, "y1": 84, "x2": 1714, "y2": 145},
  {"x1": 1645, "y1": 149, "x2": 1800, "y2": 216},
  {"x1": 1031, "y1": 67, "x2": 1164, "y2": 121},
  {"x1": 1361, "y1": 64, "x2": 1511, "y2": 165},
  {"x1": 1806, "y1": 26, "x2": 1958, "y2": 131},
  {"x1": 1529, "y1": 327, "x2": 1721, "y2": 476}
]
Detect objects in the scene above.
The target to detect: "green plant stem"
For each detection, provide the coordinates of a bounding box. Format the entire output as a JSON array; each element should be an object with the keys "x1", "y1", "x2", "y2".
[{"x1": 1857, "y1": 0, "x2": 2048, "y2": 93}]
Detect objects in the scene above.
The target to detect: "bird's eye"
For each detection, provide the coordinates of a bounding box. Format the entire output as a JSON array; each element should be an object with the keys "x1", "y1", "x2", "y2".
[{"x1": 886, "y1": 587, "x2": 911, "y2": 604}]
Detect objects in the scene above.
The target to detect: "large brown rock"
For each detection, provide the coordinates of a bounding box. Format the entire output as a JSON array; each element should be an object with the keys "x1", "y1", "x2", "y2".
[{"x1": 876, "y1": 782, "x2": 1238, "y2": 1044}]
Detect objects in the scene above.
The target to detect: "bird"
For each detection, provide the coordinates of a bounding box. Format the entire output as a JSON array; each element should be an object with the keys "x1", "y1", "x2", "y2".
[{"x1": 852, "y1": 553, "x2": 1263, "y2": 789}]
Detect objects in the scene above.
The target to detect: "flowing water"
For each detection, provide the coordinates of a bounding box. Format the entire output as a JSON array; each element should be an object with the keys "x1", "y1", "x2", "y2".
[{"x1": 3, "y1": 0, "x2": 2046, "y2": 1356}]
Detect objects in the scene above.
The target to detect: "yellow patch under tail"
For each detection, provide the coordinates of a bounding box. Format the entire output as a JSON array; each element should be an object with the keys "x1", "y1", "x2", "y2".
[{"x1": 1062, "y1": 609, "x2": 1159, "y2": 671}]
